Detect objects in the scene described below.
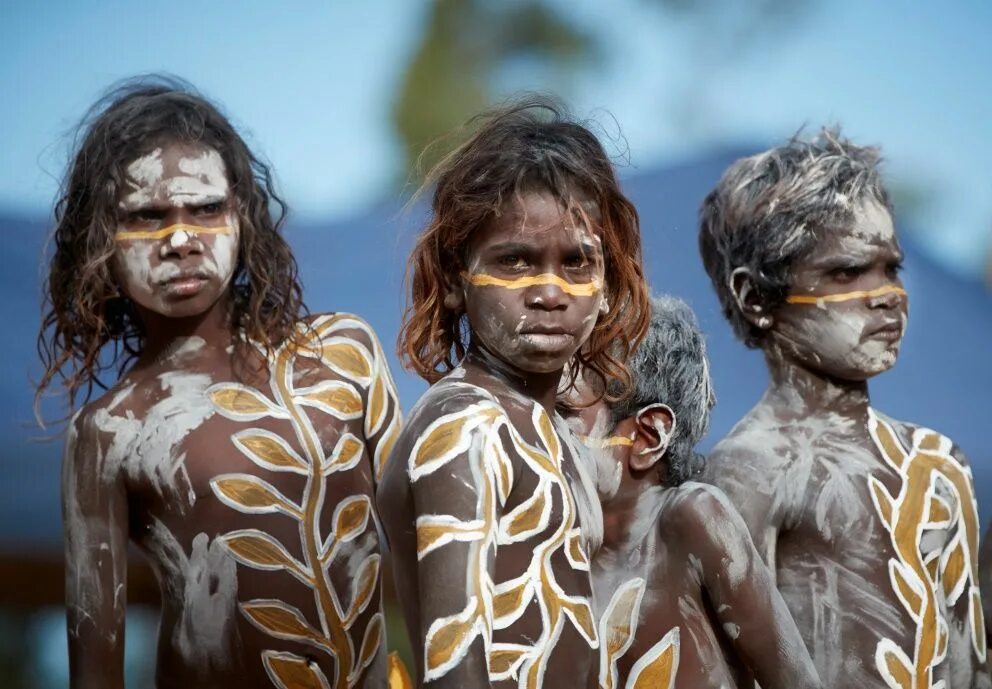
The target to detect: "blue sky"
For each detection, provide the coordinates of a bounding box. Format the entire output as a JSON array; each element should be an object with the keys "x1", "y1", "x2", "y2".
[{"x1": 2, "y1": 0, "x2": 990, "y2": 276}]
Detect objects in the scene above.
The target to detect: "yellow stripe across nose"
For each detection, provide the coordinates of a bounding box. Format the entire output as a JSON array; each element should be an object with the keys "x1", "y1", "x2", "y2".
[
  {"x1": 785, "y1": 284, "x2": 906, "y2": 305},
  {"x1": 114, "y1": 223, "x2": 234, "y2": 242},
  {"x1": 464, "y1": 272, "x2": 601, "y2": 297}
]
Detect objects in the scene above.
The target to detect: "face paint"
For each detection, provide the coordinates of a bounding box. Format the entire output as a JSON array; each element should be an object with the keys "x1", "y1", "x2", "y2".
[
  {"x1": 112, "y1": 142, "x2": 240, "y2": 319},
  {"x1": 463, "y1": 271, "x2": 602, "y2": 297},
  {"x1": 577, "y1": 434, "x2": 634, "y2": 448},
  {"x1": 114, "y1": 223, "x2": 235, "y2": 242},
  {"x1": 462, "y1": 189, "x2": 606, "y2": 375},
  {"x1": 785, "y1": 284, "x2": 906, "y2": 306}
]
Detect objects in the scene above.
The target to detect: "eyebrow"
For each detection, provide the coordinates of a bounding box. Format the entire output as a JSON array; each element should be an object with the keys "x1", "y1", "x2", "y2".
[{"x1": 483, "y1": 241, "x2": 537, "y2": 254}]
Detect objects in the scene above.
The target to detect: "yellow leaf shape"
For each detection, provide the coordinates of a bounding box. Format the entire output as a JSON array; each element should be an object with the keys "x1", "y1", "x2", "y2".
[
  {"x1": 599, "y1": 578, "x2": 645, "y2": 689},
  {"x1": 367, "y1": 373, "x2": 387, "y2": 437},
  {"x1": 211, "y1": 474, "x2": 301, "y2": 518},
  {"x1": 416, "y1": 516, "x2": 485, "y2": 559},
  {"x1": 351, "y1": 612, "x2": 383, "y2": 681},
  {"x1": 937, "y1": 624, "x2": 948, "y2": 659},
  {"x1": 424, "y1": 597, "x2": 482, "y2": 680},
  {"x1": 410, "y1": 404, "x2": 500, "y2": 478},
  {"x1": 488, "y1": 643, "x2": 530, "y2": 680},
  {"x1": 561, "y1": 595, "x2": 597, "y2": 644},
  {"x1": 501, "y1": 482, "x2": 550, "y2": 540},
  {"x1": 320, "y1": 339, "x2": 372, "y2": 383},
  {"x1": 324, "y1": 433, "x2": 364, "y2": 474},
  {"x1": 868, "y1": 477, "x2": 895, "y2": 529},
  {"x1": 918, "y1": 432, "x2": 942, "y2": 452},
  {"x1": 566, "y1": 529, "x2": 589, "y2": 569},
  {"x1": 241, "y1": 599, "x2": 329, "y2": 650},
  {"x1": 627, "y1": 627, "x2": 679, "y2": 689},
  {"x1": 492, "y1": 577, "x2": 532, "y2": 624},
  {"x1": 490, "y1": 439, "x2": 514, "y2": 506},
  {"x1": 261, "y1": 650, "x2": 331, "y2": 689},
  {"x1": 941, "y1": 539, "x2": 966, "y2": 600},
  {"x1": 209, "y1": 384, "x2": 278, "y2": 420},
  {"x1": 889, "y1": 561, "x2": 922, "y2": 615},
  {"x1": 346, "y1": 554, "x2": 381, "y2": 626},
  {"x1": 869, "y1": 412, "x2": 907, "y2": 470},
  {"x1": 972, "y1": 588, "x2": 987, "y2": 655},
  {"x1": 296, "y1": 381, "x2": 363, "y2": 420},
  {"x1": 387, "y1": 652, "x2": 413, "y2": 689},
  {"x1": 333, "y1": 495, "x2": 371, "y2": 543},
  {"x1": 219, "y1": 530, "x2": 309, "y2": 582},
  {"x1": 925, "y1": 551, "x2": 940, "y2": 582},
  {"x1": 878, "y1": 644, "x2": 912, "y2": 689},
  {"x1": 233, "y1": 430, "x2": 308, "y2": 474},
  {"x1": 535, "y1": 407, "x2": 561, "y2": 460},
  {"x1": 374, "y1": 417, "x2": 400, "y2": 482},
  {"x1": 413, "y1": 414, "x2": 470, "y2": 471}
]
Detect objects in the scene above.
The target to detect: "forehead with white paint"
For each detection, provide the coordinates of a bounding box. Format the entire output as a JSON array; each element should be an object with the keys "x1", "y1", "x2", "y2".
[{"x1": 120, "y1": 144, "x2": 230, "y2": 211}]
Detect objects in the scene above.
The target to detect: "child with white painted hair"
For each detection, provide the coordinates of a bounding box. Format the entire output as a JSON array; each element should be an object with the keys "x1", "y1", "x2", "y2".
[
  {"x1": 566, "y1": 295, "x2": 820, "y2": 689},
  {"x1": 699, "y1": 129, "x2": 989, "y2": 688},
  {"x1": 38, "y1": 76, "x2": 401, "y2": 689}
]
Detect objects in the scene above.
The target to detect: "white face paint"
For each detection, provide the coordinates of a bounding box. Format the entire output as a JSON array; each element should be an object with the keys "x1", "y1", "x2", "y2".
[
  {"x1": 114, "y1": 143, "x2": 240, "y2": 318},
  {"x1": 770, "y1": 200, "x2": 907, "y2": 381}
]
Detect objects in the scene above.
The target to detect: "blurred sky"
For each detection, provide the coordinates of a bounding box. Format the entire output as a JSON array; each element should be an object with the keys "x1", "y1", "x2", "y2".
[{"x1": 1, "y1": 0, "x2": 990, "y2": 277}]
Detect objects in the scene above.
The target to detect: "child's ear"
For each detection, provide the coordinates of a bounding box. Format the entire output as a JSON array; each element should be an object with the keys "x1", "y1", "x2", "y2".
[
  {"x1": 730, "y1": 266, "x2": 773, "y2": 331},
  {"x1": 442, "y1": 274, "x2": 466, "y2": 312},
  {"x1": 628, "y1": 403, "x2": 676, "y2": 472}
]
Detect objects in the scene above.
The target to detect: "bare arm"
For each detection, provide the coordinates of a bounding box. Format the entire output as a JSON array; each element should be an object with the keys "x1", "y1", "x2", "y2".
[
  {"x1": 406, "y1": 395, "x2": 508, "y2": 688},
  {"x1": 62, "y1": 411, "x2": 129, "y2": 689},
  {"x1": 679, "y1": 484, "x2": 821, "y2": 689}
]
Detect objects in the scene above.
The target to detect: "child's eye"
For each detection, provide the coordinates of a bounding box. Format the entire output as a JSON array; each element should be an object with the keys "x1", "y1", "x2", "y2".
[
  {"x1": 498, "y1": 255, "x2": 527, "y2": 269},
  {"x1": 885, "y1": 261, "x2": 904, "y2": 280},
  {"x1": 829, "y1": 265, "x2": 867, "y2": 282},
  {"x1": 564, "y1": 253, "x2": 590, "y2": 270},
  {"x1": 130, "y1": 209, "x2": 166, "y2": 223}
]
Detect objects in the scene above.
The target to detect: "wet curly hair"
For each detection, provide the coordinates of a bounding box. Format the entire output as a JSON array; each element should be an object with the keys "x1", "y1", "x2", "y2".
[
  {"x1": 399, "y1": 95, "x2": 650, "y2": 397},
  {"x1": 699, "y1": 128, "x2": 891, "y2": 348},
  {"x1": 36, "y1": 75, "x2": 306, "y2": 415}
]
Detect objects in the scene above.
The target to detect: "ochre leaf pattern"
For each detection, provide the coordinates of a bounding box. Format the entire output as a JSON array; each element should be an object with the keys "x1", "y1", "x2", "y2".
[
  {"x1": 626, "y1": 627, "x2": 679, "y2": 689},
  {"x1": 242, "y1": 599, "x2": 330, "y2": 649},
  {"x1": 218, "y1": 530, "x2": 310, "y2": 581},
  {"x1": 211, "y1": 475, "x2": 301, "y2": 517},
  {"x1": 234, "y1": 430, "x2": 308, "y2": 473},
  {"x1": 333, "y1": 495, "x2": 371, "y2": 543},
  {"x1": 296, "y1": 381, "x2": 363, "y2": 420},
  {"x1": 262, "y1": 650, "x2": 331, "y2": 689},
  {"x1": 324, "y1": 434, "x2": 364, "y2": 474},
  {"x1": 346, "y1": 554, "x2": 381, "y2": 626},
  {"x1": 597, "y1": 578, "x2": 646, "y2": 689},
  {"x1": 320, "y1": 339, "x2": 372, "y2": 384},
  {"x1": 387, "y1": 652, "x2": 413, "y2": 689},
  {"x1": 209, "y1": 383, "x2": 279, "y2": 420},
  {"x1": 352, "y1": 612, "x2": 384, "y2": 681}
]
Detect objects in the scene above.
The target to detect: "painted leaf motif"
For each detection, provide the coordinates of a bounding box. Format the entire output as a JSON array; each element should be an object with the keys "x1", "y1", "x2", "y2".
[
  {"x1": 868, "y1": 477, "x2": 895, "y2": 529},
  {"x1": 565, "y1": 528, "x2": 589, "y2": 570},
  {"x1": 320, "y1": 339, "x2": 372, "y2": 384},
  {"x1": 889, "y1": 560, "x2": 922, "y2": 615},
  {"x1": 296, "y1": 381, "x2": 363, "y2": 420},
  {"x1": 333, "y1": 495, "x2": 371, "y2": 543},
  {"x1": 209, "y1": 384, "x2": 278, "y2": 420},
  {"x1": 351, "y1": 612, "x2": 384, "y2": 682},
  {"x1": 324, "y1": 433, "x2": 364, "y2": 474},
  {"x1": 917, "y1": 431, "x2": 942, "y2": 453},
  {"x1": 972, "y1": 588, "x2": 987, "y2": 657},
  {"x1": 374, "y1": 415, "x2": 400, "y2": 482},
  {"x1": 924, "y1": 550, "x2": 941, "y2": 583},
  {"x1": 367, "y1": 372, "x2": 387, "y2": 437},
  {"x1": 241, "y1": 599, "x2": 329, "y2": 649},
  {"x1": 211, "y1": 474, "x2": 301, "y2": 517},
  {"x1": 218, "y1": 529, "x2": 309, "y2": 581},
  {"x1": 410, "y1": 404, "x2": 500, "y2": 479},
  {"x1": 490, "y1": 437, "x2": 514, "y2": 506},
  {"x1": 877, "y1": 641, "x2": 913, "y2": 689},
  {"x1": 423, "y1": 597, "x2": 482, "y2": 681},
  {"x1": 492, "y1": 576, "x2": 533, "y2": 625},
  {"x1": 627, "y1": 627, "x2": 679, "y2": 689},
  {"x1": 262, "y1": 650, "x2": 331, "y2": 689},
  {"x1": 501, "y1": 482, "x2": 550, "y2": 541},
  {"x1": 535, "y1": 407, "x2": 561, "y2": 460},
  {"x1": 926, "y1": 494, "x2": 952, "y2": 525},
  {"x1": 346, "y1": 554, "x2": 381, "y2": 626},
  {"x1": 387, "y1": 652, "x2": 413, "y2": 689},
  {"x1": 488, "y1": 643, "x2": 530, "y2": 681},
  {"x1": 233, "y1": 430, "x2": 308, "y2": 474},
  {"x1": 561, "y1": 595, "x2": 597, "y2": 645},
  {"x1": 941, "y1": 537, "x2": 967, "y2": 601},
  {"x1": 868, "y1": 412, "x2": 908, "y2": 470},
  {"x1": 416, "y1": 515, "x2": 485, "y2": 559},
  {"x1": 602, "y1": 578, "x2": 645, "y2": 657}
]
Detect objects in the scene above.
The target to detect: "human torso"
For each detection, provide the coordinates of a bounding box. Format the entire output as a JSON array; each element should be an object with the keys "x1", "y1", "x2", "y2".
[
  {"x1": 707, "y1": 401, "x2": 985, "y2": 689},
  {"x1": 379, "y1": 367, "x2": 601, "y2": 689},
  {"x1": 84, "y1": 314, "x2": 399, "y2": 689},
  {"x1": 594, "y1": 486, "x2": 741, "y2": 689}
]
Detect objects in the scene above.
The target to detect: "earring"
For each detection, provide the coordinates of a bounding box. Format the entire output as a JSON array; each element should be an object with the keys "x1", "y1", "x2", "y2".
[
  {"x1": 757, "y1": 316, "x2": 771, "y2": 328},
  {"x1": 599, "y1": 298, "x2": 610, "y2": 315}
]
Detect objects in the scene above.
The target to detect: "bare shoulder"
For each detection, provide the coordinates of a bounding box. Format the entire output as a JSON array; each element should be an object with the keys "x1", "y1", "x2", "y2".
[
  {"x1": 402, "y1": 378, "x2": 505, "y2": 438},
  {"x1": 662, "y1": 481, "x2": 755, "y2": 564},
  {"x1": 303, "y1": 311, "x2": 384, "y2": 352},
  {"x1": 870, "y1": 408, "x2": 971, "y2": 466}
]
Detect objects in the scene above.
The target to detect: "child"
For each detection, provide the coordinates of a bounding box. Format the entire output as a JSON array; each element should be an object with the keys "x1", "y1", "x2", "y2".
[
  {"x1": 377, "y1": 97, "x2": 650, "y2": 689},
  {"x1": 38, "y1": 77, "x2": 400, "y2": 689},
  {"x1": 698, "y1": 130, "x2": 989, "y2": 688},
  {"x1": 565, "y1": 296, "x2": 820, "y2": 689}
]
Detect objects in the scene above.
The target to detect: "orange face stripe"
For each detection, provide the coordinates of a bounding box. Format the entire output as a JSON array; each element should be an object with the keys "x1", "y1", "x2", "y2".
[
  {"x1": 463, "y1": 272, "x2": 601, "y2": 297},
  {"x1": 785, "y1": 284, "x2": 906, "y2": 305},
  {"x1": 114, "y1": 223, "x2": 234, "y2": 242},
  {"x1": 577, "y1": 434, "x2": 634, "y2": 448}
]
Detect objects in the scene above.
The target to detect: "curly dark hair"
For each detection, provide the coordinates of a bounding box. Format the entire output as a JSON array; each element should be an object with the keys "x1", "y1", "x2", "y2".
[
  {"x1": 398, "y1": 95, "x2": 650, "y2": 397},
  {"x1": 699, "y1": 128, "x2": 891, "y2": 347},
  {"x1": 36, "y1": 75, "x2": 306, "y2": 415}
]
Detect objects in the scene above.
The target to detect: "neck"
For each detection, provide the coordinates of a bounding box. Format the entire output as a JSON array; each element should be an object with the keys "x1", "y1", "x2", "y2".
[
  {"x1": 763, "y1": 344, "x2": 870, "y2": 420},
  {"x1": 137, "y1": 300, "x2": 232, "y2": 364},
  {"x1": 465, "y1": 344, "x2": 563, "y2": 414},
  {"x1": 601, "y1": 463, "x2": 666, "y2": 547}
]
